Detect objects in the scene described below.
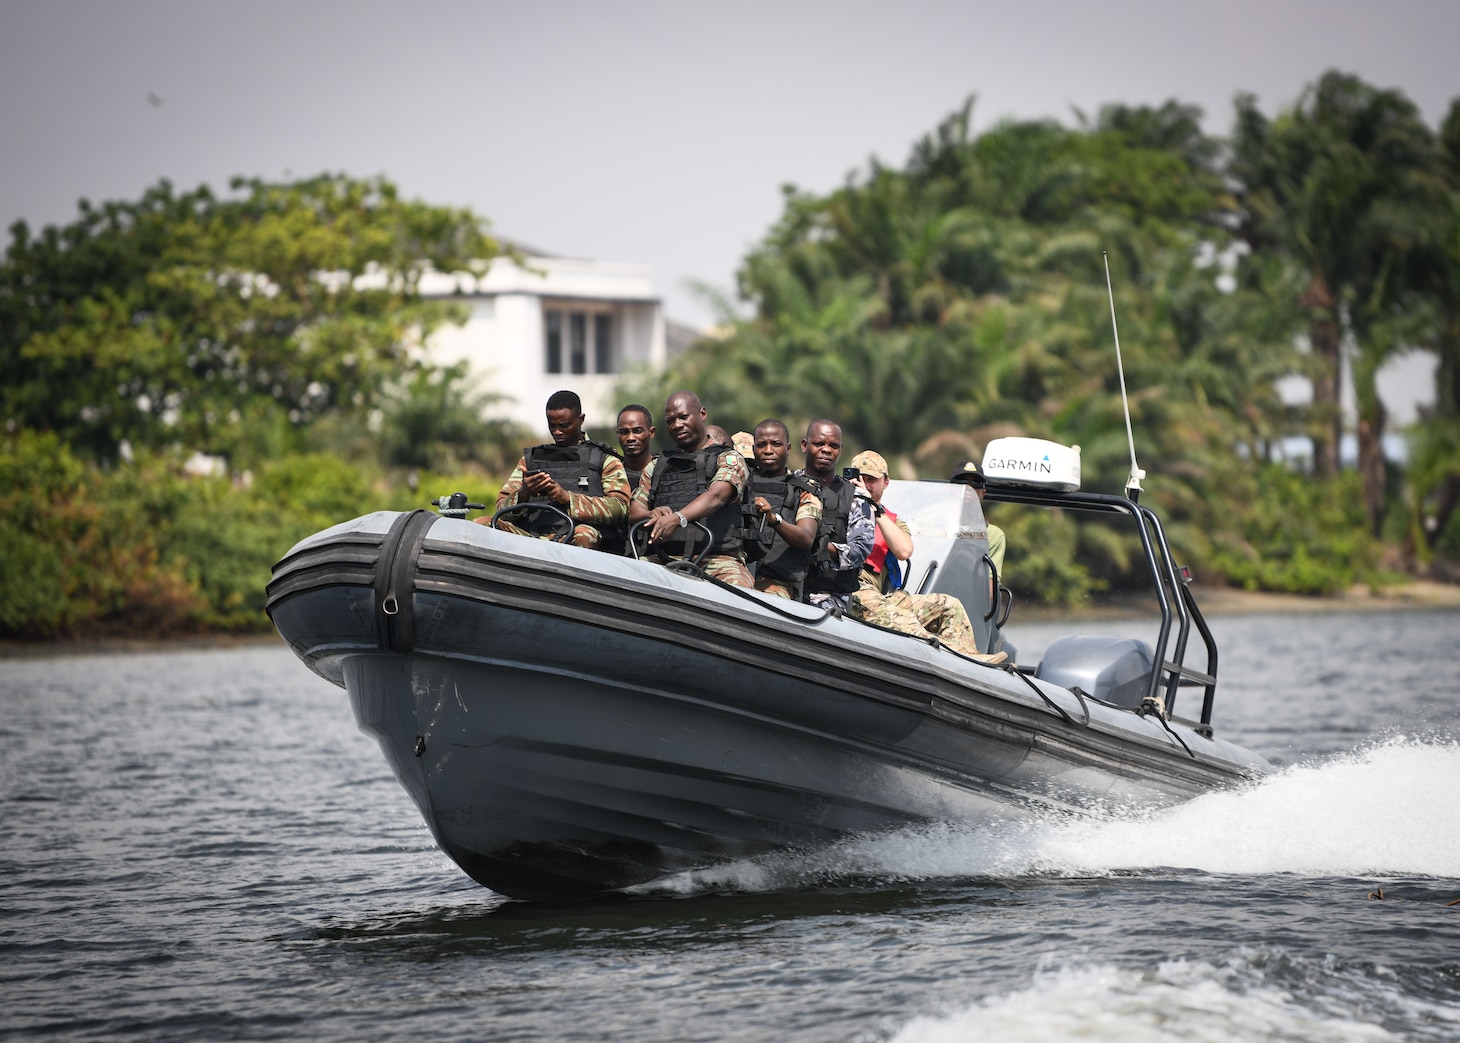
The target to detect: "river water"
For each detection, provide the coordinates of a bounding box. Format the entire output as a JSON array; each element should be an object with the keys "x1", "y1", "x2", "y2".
[{"x1": 3, "y1": 608, "x2": 1458, "y2": 1041}]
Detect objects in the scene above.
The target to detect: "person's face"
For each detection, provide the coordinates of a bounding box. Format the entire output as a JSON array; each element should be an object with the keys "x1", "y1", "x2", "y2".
[
  {"x1": 616, "y1": 411, "x2": 654, "y2": 458},
  {"x1": 753, "y1": 424, "x2": 790, "y2": 474},
  {"x1": 862, "y1": 472, "x2": 890, "y2": 502},
  {"x1": 801, "y1": 423, "x2": 842, "y2": 476},
  {"x1": 664, "y1": 395, "x2": 706, "y2": 450},
  {"x1": 546, "y1": 407, "x2": 585, "y2": 446}
]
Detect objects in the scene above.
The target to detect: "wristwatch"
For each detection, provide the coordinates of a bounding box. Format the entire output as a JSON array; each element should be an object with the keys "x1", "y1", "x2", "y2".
[
  {"x1": 770, "y1": 513, "x2": 783, "y2": 527},
  {"x1": 675, "y1": 511, "x2": 688, "y2": 528}
]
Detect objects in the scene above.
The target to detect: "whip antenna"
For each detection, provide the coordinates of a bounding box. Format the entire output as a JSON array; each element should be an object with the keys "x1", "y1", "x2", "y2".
[{"x1": 1104, "y1": 252, "x2": 1146, "y2": 501}]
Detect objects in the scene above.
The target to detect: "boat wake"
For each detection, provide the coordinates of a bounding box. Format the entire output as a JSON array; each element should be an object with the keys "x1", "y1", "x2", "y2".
[
  {"x1": 636, "y1": 737, "x2": 1460, "y2": 895},
  {"x1": 884, "y1": 950, "x2": 1458, "y2": 1043}
]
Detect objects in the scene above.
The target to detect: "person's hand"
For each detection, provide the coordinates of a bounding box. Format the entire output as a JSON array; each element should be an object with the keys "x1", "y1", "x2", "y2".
[
  {"x1": 523, "y1": 471, "x2": 564, "y2": 503},
  {"x1": 754, "y1": 496, "x2": 773, "y2": 515},
  {"x1": 647, "y1": 506, "x2": 680, "y2": 543}
]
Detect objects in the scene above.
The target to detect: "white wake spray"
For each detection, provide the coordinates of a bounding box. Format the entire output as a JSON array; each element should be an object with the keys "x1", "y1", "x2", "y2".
[
  {"x1": 886, "y1": 957, "x2": 1418, "y2": 1043},
  {"x1": 642, "y1": 737, "x2": 1460, "y2": 894}
]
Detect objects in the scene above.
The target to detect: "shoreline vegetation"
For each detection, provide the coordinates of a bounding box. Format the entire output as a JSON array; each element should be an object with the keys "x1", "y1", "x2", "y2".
[
  {"x1": 6, "y1": 580, "x2": 1457, "y2": 660},
  {"x1": 4, "y1": 73, "x2": 1460, "y2": 642}
]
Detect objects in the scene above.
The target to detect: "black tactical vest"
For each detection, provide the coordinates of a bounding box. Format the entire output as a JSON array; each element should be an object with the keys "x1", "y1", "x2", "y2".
[
  {"x1": 740, "y1": 471, "x2": 817, "y2": 584},
  {"x1": 803, "y1": 474, "x2": 862, "y2": 596},
  {"x1": 646, "y1": 446, "x2": 742, "y2": 557},
  {"x1": 510, "y1": 441, "x2": 608, "y2": 536}
]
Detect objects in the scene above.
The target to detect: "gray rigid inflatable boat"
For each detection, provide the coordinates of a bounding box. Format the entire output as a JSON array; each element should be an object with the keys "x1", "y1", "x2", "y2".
[{"x1": 266, "y1": 479, "x2": 1269, "y2": 901}]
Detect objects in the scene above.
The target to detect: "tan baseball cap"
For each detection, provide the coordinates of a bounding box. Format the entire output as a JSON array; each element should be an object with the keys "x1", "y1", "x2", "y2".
[{"x1": 848, "y1": 450, "x2": 889, "y2": 478}]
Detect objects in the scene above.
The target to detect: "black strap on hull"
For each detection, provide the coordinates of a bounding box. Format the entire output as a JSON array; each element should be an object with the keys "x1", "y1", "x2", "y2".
[{"x1": 373, "y1": 509, "x2": 438, "y2": 653}]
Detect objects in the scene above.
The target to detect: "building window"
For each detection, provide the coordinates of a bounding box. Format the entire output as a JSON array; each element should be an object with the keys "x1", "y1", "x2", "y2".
[
  {"x1": 545, "y1": 311, "x2": 563, "y2": 374},
  {"x1": 594, "y1": 314, "x2": 614, "y2": 373},
  {"x1": 544, "y1": 306, "x2": 615, "y2": 375},
  {"x1": 570, "y1": 312, "x2": 588, "y2": 375}
]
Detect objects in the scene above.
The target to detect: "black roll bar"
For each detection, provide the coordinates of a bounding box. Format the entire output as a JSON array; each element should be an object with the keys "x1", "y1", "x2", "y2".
[{"x1": 982, "y1": 484, "x2": 1218, "y2": 734}]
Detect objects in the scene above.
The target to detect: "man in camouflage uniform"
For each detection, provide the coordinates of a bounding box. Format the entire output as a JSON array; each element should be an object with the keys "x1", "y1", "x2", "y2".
[
  {"x1": 745, "y1": 418, "x2": 822, "y2": 600},
  {"x1": 615, "y1": 404, "x2": 657, "y2": 493},
  {"x1": 484, "y1": 389, "x2": 630, "y2": 550},
  {"x1": 797, "y1": 419, "x2": 876, "y2": 610},
  {"x1": 846, "y1": 450, "x2": 1006, "y2": 665},
  {"x1": 628, "y1": 391, "x2": 754, "y2": 587}
]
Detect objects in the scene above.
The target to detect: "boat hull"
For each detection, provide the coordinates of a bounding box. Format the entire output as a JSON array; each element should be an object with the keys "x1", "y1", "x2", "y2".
[{"x1": 269, "y1": 511, "x2": 1267, "y2": 901}]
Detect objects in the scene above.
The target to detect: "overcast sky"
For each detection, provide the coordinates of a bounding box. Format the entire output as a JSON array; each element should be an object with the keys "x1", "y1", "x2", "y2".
[{"x1": 3, "y1": 0, "x2": 1455, "y2": 419}]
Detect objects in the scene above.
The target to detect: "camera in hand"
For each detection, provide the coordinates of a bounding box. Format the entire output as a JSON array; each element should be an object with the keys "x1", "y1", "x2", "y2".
[{"x1": 841, "y1": 467, "x2": 861, "y2": 480}]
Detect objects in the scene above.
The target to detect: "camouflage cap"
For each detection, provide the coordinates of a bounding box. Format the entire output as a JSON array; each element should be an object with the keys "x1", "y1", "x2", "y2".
[
  {"x1": 949, "y1": 460, "x2": 986, "y2": 487},
  {"x1": 849, "y1": 450, "x2": 889, "y2": 478}
]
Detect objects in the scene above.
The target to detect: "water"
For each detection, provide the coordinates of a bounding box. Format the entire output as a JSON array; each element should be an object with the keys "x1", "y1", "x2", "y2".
[{"x1": 3, "y1": 609, "x2": 1458, "y2": 1041}]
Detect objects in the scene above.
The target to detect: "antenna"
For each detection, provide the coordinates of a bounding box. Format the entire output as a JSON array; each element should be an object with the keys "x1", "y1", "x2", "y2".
[{"x1": 1104, "y1": 252, "x2": 1146, "y2": 501}]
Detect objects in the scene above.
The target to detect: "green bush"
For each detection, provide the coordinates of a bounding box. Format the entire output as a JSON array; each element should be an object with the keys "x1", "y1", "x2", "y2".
[
  {"x1": 165, "y1": 454, "x2": 396, "y2": 630},
  {"x1": 995, "y1": 506, "x2": 1105, "y2": 606},
  {"x1": 0, "y1": 432, "x2": 207, "y2": 637},
  {"x1": 1199, "y1": 465, "x2": 1380, "y2": 595},
  {"x1": 0, "y1": 435, "x2": 413, "y2": 638}
]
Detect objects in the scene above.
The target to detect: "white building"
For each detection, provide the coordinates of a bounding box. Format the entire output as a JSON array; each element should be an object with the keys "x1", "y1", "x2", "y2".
[{"x1": 418, "y1": 250, "x2": 693, "y2": 431}]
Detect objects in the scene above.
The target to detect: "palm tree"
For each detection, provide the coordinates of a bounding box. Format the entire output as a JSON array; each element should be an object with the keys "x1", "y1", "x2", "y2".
[
  {"x1": 1230, "y1": 70, "x2": 1441, "y2": 502},
  {"x1": 1405, "y1": 98, "x2": 1460, "y2": 555}
]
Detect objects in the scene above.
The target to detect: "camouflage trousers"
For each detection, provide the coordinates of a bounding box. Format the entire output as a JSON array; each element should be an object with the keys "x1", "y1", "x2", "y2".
[
  {"x1": 634, "y1": 541, "x2": 752, "y2": 587},
  {"x1": 495, "y1": 519, "x2": 603, "y2": 550},
  {"x1": 753, "y1": 575, "x2": 798, "y2": 600},
  {"x1": 849, "y1": 588, "x2": 981, "y2": 656},
  {"x1": 702, "y1": 554, "x2": 754, "y2": 588}
]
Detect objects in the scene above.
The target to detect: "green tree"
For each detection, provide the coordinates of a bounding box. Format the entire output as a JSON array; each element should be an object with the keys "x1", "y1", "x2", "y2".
[
  {"x1": 620, "y1": 96, "x2": 1357, "y2": 597},
  {"x1": 1230, "y1": 70, "x2": 1443, "y2": 523},
  {"x1": 1406, "y1": 97, "x2": 1460, "y2": 557},
  {"x1": 375, "y1": 361, "x2": 529, "y2": 473},
  {"x1": 1, "y1": 174, "x2": 503, "y2": 466}
]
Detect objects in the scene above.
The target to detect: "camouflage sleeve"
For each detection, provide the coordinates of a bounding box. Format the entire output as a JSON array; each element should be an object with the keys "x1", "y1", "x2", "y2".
[
  {"x1": 632, "y1": 458, "x2": 658, "y2": 511},
  {"x1": 496, "y1": 456, "x2": 528, "y2": 511},
  {"x1": 712, "y1": 450, "x2": 749, "y2": 496},
  {"x1": 795, "y1": 489, "x2": 823, "y2": 524},
  {"x1": 564, "y1": 454, "x2": 630, "y2": 524}
]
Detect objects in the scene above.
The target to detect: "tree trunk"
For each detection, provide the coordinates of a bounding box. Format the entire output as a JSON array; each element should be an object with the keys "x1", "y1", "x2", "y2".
[
  {"x1": 1429, "y1": 474, "x2": 1460, "y2": 551},
  {"x1": 1356, "y1": 405, "x2": 1387, "y2": 536},
  {"x1": 1425, "y1": 322, "x2": 1460, "y2": 549},
  {"x1": 1352, "y1": 335, "x2": 1391, "y2": 537},
  {"x1": 1300, "y1": 273, "x2": 1342, "y2": 478}
]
